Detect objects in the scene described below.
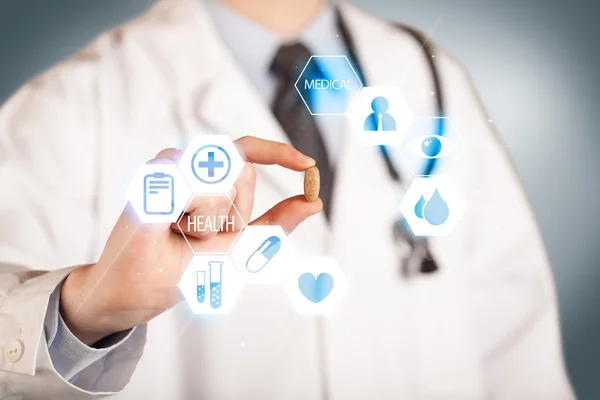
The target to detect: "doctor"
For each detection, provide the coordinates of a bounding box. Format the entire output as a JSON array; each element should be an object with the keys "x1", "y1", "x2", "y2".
[{"x1": 0, "y1": 0, "x2": 574, "y2": 398}]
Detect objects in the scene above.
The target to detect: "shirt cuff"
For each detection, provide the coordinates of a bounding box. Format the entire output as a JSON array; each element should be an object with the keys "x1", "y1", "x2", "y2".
[{"x1": 44, "y1": 280, "x2": 137, "y2": 382}]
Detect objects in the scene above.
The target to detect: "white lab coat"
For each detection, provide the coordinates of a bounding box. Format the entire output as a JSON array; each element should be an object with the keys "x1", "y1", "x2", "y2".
[{"x1": 0, "y1": 0, "x2": 575, "y2": 399}]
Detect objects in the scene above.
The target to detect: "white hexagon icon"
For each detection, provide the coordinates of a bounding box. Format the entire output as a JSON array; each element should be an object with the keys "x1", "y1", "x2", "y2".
[
  {"x1": 346, "y1": 86, "x2": 415, "y2": 145},
  {"x1": 295, "y1": 55, "x2": 363, "y2": 115},
  {"x1": 178, "y1": 255, "x2": 244, "y2": 315},
  {"x1": 400, "y1": 117, "x2": 464, "y2": 176},
  {"x1": 127, "y1": 162, "x2": 192, "y2": 223},
  {"x1": 179, "y1": 134, "x2": 244, "y2": 194},
  {"x1": 399, "y1": 177, "x2": 465, "y2": 237},
  {"x1": 177, "y1": 195, "x2": 245, "y2": 255},
  {"x1": 283, "y1": 256, "x2": 348, "y2": 315},
  {"x1": 230, "y1": 226, "x2": 295, "y2": 284}
]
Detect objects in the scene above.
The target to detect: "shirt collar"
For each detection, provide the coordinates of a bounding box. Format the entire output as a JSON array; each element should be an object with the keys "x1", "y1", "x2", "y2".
[{"x1": 203, "y1": 0, "x2": 347, "y2": 102}]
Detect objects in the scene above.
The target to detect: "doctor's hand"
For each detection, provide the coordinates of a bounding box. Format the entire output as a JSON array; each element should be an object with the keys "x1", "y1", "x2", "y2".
[{"x1": 59, "y1": 136, "x2": 322, "y2": 346}]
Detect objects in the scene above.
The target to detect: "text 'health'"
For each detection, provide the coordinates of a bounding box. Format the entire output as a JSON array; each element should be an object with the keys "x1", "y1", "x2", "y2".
[{"x1": 186, "y1": 215, "x2": 238, "y2": 233}]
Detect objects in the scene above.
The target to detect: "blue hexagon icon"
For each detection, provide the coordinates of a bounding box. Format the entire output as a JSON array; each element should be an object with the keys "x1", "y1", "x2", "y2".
[
  {"x1": 399, "y1": 177, "x2": 465, "y2": 236},
  {"x1": 179, "y1": 134, "x2": 245, "y2": 195},
  {"x1": 230, "y1": 225, "x2": 296, "y2": 285},
  {"x1": 295, "y1": 55, "x2": 363, "y2": 115},
  {"x1": 400, "y1": 117, "x2": 464, "y2": 177},
  {"x1": 127, "y1": 162, "x2": 192, "y2": 224},
  {"x1": 176, "y1": 194, "x2": 246, "y2": 255},
  {"x1": 346, "y1": 86, "x2": 415, "y2": 146},
  {"x1": 178, "y1": 255, "x2": 244, "y2": 315},
  {"x1": 283, "y1": 256, "x2": 349, "y2": 315}
]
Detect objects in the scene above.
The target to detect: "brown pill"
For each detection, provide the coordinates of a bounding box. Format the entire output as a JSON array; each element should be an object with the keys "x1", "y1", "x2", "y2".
[{"x1": 304, "y1": 166, "x2": 320, "y2": 202}]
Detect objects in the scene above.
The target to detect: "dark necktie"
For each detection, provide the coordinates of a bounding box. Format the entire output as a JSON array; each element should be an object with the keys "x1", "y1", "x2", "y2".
[{"x1": 270, "y1": 42, "x2": 334, "y2": 219}]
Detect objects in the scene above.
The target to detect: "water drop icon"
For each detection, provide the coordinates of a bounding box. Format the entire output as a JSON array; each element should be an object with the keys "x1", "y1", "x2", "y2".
[
  {"x1": 423, "y1": 189, "x2": 449, "y2": 226},
  {"x1": 414, "y1": 195, "x2": 426, "y2": 218}
]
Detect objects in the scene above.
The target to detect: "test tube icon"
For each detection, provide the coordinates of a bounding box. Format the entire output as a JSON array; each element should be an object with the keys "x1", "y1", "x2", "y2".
[
  {"x1": 196, "y1": 271, "x2": 206, "y2": 303},
  {"x1": 209, "y1": 261, "x2": 223, "y2": 309}
]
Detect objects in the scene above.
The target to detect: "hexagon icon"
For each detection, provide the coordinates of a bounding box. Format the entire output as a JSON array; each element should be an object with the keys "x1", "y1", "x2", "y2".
[
  {"x1": 400, "y1": 117, "x2": 464, "y2": 176},
  {"x1": 127, "y1": 162, "x2": 192, "y2": 223},
  {"x1": 399, "y1": 177, "x2": 465, "y2": 237},
  {"x1": 179, "y1": 134, "x2": 244, "y2": 194},
  {"x1": 230, "y1": 226, "x2": 295, "y2": 284},
  {"x1": 283, "y1": 256, "x2": 348, "y2": 315},
  {"x1": 346, "y1": 86, "x2": 415, "y2": 145},
  {"x1": 177, "y1": 195, "x2": 245, "y2": 255},
  {"x1": 178, "y1": 255, "x2": 243, "y2": 315},
  {"x1": 295, "y1": 55, "x2": 363, "y2": 115}
]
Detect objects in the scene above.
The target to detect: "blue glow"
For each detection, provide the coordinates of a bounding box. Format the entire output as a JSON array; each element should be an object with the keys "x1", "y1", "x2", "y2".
[{"x1": 296, "y1": 56, "x2": 362, "y2": 114}]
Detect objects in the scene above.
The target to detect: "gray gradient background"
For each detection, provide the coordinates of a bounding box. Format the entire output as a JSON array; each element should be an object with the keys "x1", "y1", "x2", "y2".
[{"x1": 1, "y1": 0, "x2": 598, "y2": 397}]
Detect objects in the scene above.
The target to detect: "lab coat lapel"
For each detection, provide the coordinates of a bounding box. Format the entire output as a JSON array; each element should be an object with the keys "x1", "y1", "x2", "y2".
[
  {"x1": 337, "y1": 3, "x2": 404, "y2": 88},
  {"x1": 322, "y1": 7, "x2": 414, "y2": 397},
  {"x1": 337, "y1": 2, "x2": 439, "y2": 117}
]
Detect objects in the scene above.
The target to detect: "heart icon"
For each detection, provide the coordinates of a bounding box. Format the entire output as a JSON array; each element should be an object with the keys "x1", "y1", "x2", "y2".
[{"x1": 298, "y1": 273, "x2": 334, "y2": 303}]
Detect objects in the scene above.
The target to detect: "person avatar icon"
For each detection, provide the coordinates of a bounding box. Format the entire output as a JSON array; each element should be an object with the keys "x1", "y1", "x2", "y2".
[{"x1": 364, "y1": 96, "x2": 397, "y2": 131}]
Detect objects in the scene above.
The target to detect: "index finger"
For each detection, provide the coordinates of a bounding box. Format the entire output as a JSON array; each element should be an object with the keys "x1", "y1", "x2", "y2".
[{"x1": 234, "y1": 136, "x2": 315, "y2": 171}]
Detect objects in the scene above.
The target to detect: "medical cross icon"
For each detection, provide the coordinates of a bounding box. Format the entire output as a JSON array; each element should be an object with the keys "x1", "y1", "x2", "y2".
[
  {"x1": 191, "y1": 144, "x2": 232, "y2": 184},
  {"x1": 198, "y1": 152, "x2": 224, "y2": 178}
]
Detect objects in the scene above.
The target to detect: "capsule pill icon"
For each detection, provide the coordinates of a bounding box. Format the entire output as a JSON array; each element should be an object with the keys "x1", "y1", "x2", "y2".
[{"x1": 246, "y1": 236, "x2": 282, "y2": 273}]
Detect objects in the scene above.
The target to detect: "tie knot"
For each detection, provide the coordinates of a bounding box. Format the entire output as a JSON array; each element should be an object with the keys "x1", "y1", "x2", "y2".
[{"x1": 270, "y1": 42, "x2": 313, "y2": 82}]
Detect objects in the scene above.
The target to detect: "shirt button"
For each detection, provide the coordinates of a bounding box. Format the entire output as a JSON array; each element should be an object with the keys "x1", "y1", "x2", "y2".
[{"x1": 4, "y1": 340, "x2": 25, "y2": 363}]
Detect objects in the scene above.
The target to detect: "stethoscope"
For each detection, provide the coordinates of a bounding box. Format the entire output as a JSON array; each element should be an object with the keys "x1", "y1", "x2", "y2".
[
  {"x1": 336, "y1": 13, "x2": 443, "y2": 279},
  {"x1": 310, "y1": 16, "x2": 445, "y2": 398},
  {"x1": 301, "y1": 14, "x2": 448, "y2": 400}
]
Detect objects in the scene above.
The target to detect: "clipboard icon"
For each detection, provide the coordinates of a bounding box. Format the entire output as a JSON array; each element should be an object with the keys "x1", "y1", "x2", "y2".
[{"x1": 143, "y1": 172, "x2": 175, "y2": 215}]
